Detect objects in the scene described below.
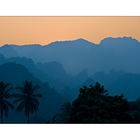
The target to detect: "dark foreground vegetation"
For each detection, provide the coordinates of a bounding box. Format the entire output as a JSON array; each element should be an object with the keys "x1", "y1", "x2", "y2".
[
  {"x1": 0, "y1": 80, "x2": 42, "y2": 123},
  {"x1": 0, "y1": 80, "x2": 140, "y2": 124},
  {"x1": 51, "y1": 82, "x2": 140, "y2": 124}
]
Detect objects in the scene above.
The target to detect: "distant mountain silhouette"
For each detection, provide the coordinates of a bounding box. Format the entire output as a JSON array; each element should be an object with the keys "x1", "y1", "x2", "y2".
[
  {"x1": 1, "y1": 37, "x2": 140, "y2": 74},
  {"x1": 0, "y1": 44, "x2": 19, "y2": 57},
  {"x1": 1, "y1": 37, "x2": 140, "y2": 101},
  {"x1": 0, "y1": 62, "x2": 39, "y2": 85},
  {"x1": 91, "y1": 70, "x2": 140, "y2": 100}
]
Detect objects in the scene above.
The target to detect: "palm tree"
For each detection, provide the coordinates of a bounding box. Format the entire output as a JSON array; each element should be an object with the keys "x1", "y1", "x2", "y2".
[
  {"x1": 0, "y1": 81, "x2": 14, "y2": 123},
  {"x1": 14, "y1": 80, "x2": 42, "y2": 123}
]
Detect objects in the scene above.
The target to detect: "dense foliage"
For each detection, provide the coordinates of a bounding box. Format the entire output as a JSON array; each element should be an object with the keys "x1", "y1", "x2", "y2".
[
  {"x1": 69, "y1": 82, "x2": 133, "y2": 123},
  {"x1": 1, "y1": 80, "x2": 140, "y2": 123},
  {"x1": 53, "y1": 82, "x2": 140, "y2": 123}
]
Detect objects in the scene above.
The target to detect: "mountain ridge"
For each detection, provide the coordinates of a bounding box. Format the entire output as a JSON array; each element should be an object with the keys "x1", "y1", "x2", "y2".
[
  {"x1": 1, "y1": 36, "x2": 139, "y2": 47},
  {"x1": 1, "y1": 36, "x2": 140, "y2": 74}
]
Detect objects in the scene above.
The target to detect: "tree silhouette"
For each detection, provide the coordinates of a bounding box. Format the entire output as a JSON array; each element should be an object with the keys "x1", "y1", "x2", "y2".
[
  {"x1": 51, "y1": 102, "x2": 71, "y2": 123},
  {"x1": 128, "y1": 98, "x2": 140, "y2": 123},
  {"x1": 0, "y1": 81, "x2": 14, "y2": 123},
  {"x1": 69, "y1": 82, "x2": 132, "y2": 123},
  {"x1": 14, "y1": 80, "x2": 42, "y2": 123}
]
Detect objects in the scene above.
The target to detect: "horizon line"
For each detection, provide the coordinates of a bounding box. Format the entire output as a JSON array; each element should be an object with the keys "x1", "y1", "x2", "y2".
[{"x1": 0, "y1": 36, "x2": 139, "y2": 47}]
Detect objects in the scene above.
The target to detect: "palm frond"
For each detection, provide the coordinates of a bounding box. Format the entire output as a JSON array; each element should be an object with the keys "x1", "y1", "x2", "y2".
[
  {"x1": 14, "y1": 98, "x2": 24, "y2": 104},
  {"x1": 4, "y1": 100, "x2": 14, "y2": 109},
  {"x1": 14, "y1": 80, "x2": 42, "y2": 122},
  {"x1": 0, "y1": 81, "x2": 14, "y2": 121},
  {"x1": 31, "y1": 98, "x2": 40, "y2": 106},
  {"x1": 13, "y1": 93, "x2": 25, "y2": 98},
  {"x1": 16, "y1": 101, "x2": 25, "y2": 112},
  {"x1": 5, "y1": 87, "x2": 13, "y2": 95},
  {"x1": 32, "y1": 85, "x2": 40, "y2": 92},
  {"x1": 33, "y1": 93, "x2": 42, "y2": 98}
]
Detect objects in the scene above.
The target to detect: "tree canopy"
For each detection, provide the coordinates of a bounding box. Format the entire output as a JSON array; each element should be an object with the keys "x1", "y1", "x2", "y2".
[{"x1": 62, "y1": 82, "x2": 133, "y2": 123}]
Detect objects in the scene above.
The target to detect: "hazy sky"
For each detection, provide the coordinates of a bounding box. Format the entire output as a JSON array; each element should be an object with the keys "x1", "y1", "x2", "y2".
[{"x1": 0, "y1": 16, "x2": 140, "y2": 46}]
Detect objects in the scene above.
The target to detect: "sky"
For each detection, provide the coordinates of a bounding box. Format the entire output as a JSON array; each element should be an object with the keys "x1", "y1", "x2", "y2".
[{"x1": 0, "y1": 16, "x2": 140, "y2": 46}]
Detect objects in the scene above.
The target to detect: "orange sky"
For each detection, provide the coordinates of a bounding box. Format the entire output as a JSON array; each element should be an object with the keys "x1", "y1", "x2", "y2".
[{"x1": 0, "y1": 16, "x2": 140, "y2": 46}]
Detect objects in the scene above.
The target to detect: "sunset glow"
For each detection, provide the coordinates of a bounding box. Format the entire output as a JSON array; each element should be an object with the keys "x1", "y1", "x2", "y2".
[{"x1": 0, "y1": 16, "x2": 140, "y2": 45}]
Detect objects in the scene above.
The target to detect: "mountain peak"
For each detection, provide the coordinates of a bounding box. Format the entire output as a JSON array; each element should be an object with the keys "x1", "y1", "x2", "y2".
[
  {"x1": 74, "y1": 38, "x2": 89, "y2": 42},
  {"x1": 99, "y1": 36, "x2": 140, "y2": 48},
  {"x1": 75, "y1": 38, "x2": 95, "y2": 44},
  {"x1": 46, "y1": 38, "x2": 95, "y2": 48},
  {"x1": 100, "y1": 36, "x2": 140, "y2": 44}
]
